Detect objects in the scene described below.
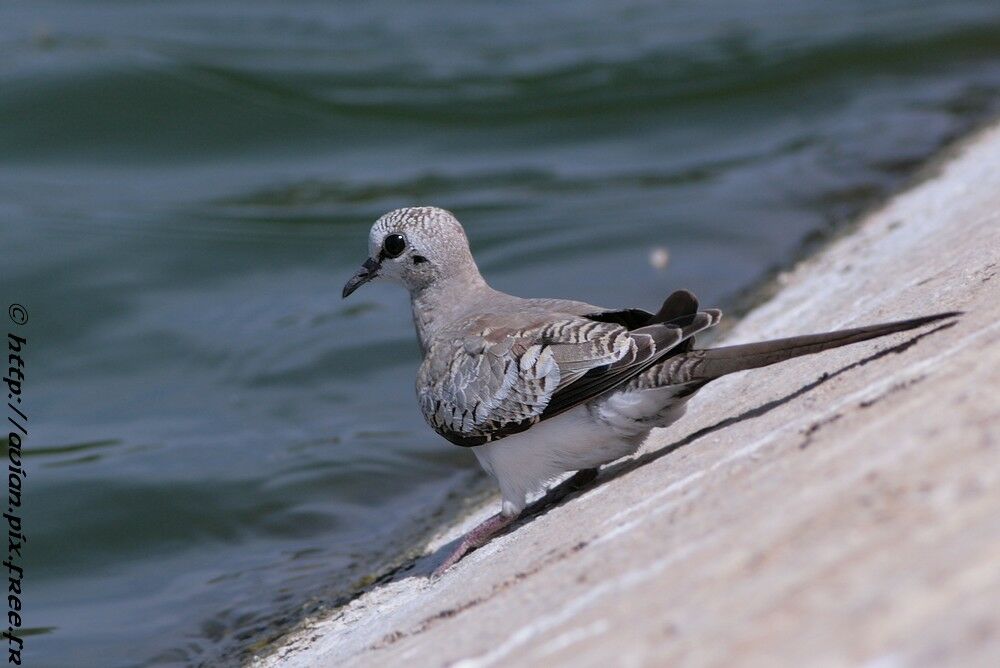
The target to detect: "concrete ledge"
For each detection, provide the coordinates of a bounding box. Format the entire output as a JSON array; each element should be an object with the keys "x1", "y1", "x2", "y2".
[{"x1": 254, "y1": 121, "x2": 1000, "y2": 667}]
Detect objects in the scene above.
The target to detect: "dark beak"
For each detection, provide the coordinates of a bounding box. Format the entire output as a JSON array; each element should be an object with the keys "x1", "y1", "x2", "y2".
[{"x1": 342, "y1": 257, "x2": 381, "y2": 298}]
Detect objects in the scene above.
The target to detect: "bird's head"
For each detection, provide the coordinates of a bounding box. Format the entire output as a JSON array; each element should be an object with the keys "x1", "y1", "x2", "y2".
[{"x1": 342, "y1": 206, "x2": 478, "y2": 298}]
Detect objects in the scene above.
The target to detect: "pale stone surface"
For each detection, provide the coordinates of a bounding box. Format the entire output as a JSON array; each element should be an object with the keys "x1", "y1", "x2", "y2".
[{"x1": 254, "y1": 122, "x2": 1000, "y2": 668}]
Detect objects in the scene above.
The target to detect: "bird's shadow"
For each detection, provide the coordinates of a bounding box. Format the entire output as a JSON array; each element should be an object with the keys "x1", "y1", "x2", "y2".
[{"x1": 395, "y1": 321, "x2": 955, "y2": 580}]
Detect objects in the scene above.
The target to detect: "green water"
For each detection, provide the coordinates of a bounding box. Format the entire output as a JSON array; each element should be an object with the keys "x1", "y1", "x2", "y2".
[{"x1": 2, "y1": 1, "x2": 999, "y2": 665}]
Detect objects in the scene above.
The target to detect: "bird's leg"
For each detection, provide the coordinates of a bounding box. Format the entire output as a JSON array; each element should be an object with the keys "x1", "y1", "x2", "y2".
[
  {"x1": 432, "y1": 468, "x2": 599, "y2": 577},
  {"x1": 433, "y1": 512, "x2": 516, "y2": 577}
]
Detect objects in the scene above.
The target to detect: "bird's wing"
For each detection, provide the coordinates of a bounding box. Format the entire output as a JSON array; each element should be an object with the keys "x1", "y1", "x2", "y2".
[{"x1": 418, "y1": 310, "x2": 720, "y2": 447}]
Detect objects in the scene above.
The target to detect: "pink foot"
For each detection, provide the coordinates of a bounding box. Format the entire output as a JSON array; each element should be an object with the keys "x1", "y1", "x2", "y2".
[{"x1": 432, "y1": 512, "x2": 516, "y2": 577}]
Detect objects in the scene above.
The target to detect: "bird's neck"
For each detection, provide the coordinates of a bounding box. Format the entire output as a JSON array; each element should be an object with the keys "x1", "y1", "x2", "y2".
[{"x1": 410, "y1": 271, "x2": 491, "y2": 354}]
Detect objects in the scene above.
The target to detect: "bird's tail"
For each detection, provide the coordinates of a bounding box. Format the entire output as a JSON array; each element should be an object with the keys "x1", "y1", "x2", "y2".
[{"x1": 655, "y1": 312, "x2": 960, "y2": 386}]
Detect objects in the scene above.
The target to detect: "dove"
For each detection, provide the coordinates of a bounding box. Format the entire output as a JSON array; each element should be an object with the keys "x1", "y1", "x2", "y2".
[{"x1": 342, "y1": 206, "x2": 957, "y2": 576}]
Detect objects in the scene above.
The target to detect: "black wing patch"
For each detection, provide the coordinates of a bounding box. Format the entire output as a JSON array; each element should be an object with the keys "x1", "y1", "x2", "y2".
[
  {"x1": 583, "y1": 308, "x2": 655, "y2": 330},
  {"x1": 585, "y1": 289, "x2": 700, "y2": 328}
]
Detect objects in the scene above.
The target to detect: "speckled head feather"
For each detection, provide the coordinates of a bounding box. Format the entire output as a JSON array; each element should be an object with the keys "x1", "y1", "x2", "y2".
[{"x1": 367, "y1": 206, "x2": 481, "y2": 294}]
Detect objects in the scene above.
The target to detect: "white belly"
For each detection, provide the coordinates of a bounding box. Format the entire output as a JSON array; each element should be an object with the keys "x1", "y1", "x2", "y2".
[
  {"x1": 472, "y1": 405, "x2": 647, "y2": 516},
  {"x1": 470, "y1": 385, "x2": 696, "y2": 516}
]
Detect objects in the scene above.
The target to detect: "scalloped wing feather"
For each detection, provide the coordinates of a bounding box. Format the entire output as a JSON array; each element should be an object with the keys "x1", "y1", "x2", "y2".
[{"x1": 418, "y1": 311, "x2": 722, "y2": 447}]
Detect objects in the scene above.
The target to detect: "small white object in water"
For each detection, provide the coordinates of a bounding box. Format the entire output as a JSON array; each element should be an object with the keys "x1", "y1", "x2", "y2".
[{"x1": 649, "y1": 246, "x2": 670, "y2": 270}]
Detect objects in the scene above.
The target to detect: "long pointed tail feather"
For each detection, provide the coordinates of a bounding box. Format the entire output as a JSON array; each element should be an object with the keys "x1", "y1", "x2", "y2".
[{"x1": 660, "y1": 311, "x2": 960, "y2": 385}]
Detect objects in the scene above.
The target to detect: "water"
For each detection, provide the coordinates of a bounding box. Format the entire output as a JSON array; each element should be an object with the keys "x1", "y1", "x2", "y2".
[{"x1": 2, "y1": 1, "x2": 999, "y2": 665}]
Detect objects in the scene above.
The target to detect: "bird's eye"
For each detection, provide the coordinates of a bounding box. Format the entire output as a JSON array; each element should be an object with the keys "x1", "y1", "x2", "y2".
[{"x1": 382, "y1": 233, "x2": 407, "y2": 258}]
